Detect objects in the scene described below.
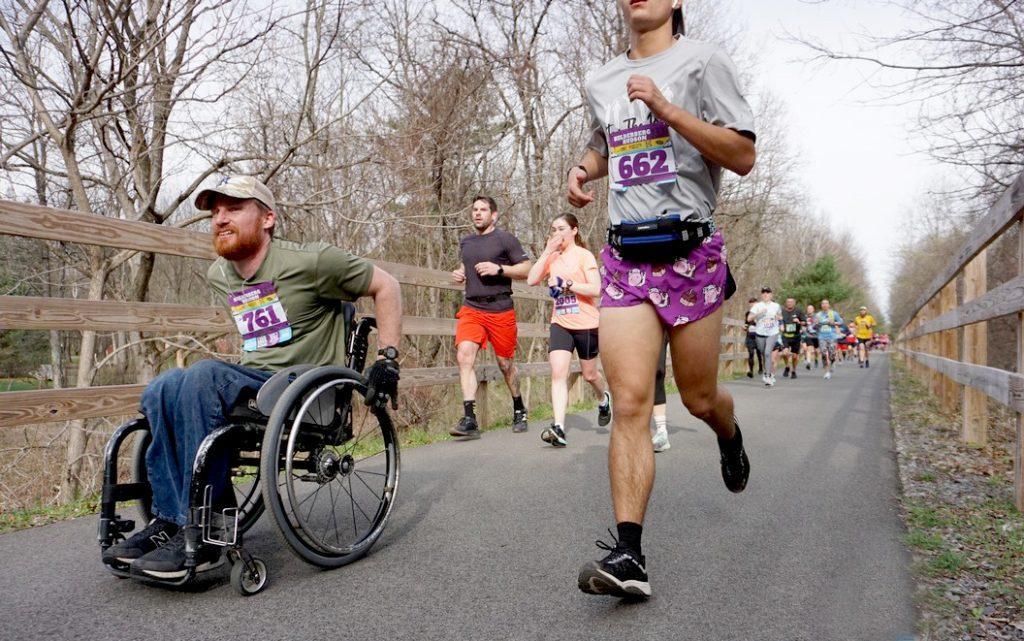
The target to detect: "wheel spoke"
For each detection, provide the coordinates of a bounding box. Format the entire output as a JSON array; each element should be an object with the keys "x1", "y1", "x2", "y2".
[{"x1": 353, "y1": 469, "x2": 382, "y2": 496}]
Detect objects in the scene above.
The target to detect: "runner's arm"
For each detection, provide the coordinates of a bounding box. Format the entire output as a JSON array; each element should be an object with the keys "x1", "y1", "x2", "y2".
[
  {"x1": 567, "y1": 149, "x2": 609, "y2": 209},
  {"x1": 501, "y1": 259, "x2": 533, "y2": 281},
  {"x1": 526, "y1": 253, "x2": 551, "y2": 286},
  {"x1": 626, "y1": 76, "x2": 755, "y2": 176},
  {"x1": 363, "y1": 266, "x2": 402, "y2": 350}
]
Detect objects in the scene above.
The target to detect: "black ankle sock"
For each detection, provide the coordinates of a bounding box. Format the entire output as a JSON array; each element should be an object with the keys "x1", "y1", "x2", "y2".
[
  {"x1": 463, "y1": 400, "x2": 476, "y2": 419},
  {"x1": 718, "y1": 422, "x2": 743, "y2": 452},
  {"x1": 616, "y1": 522, "x2": 643, "y2": 557},
  {"x1": 513, "y1": 395, "x2": 525, "y2": 412}
]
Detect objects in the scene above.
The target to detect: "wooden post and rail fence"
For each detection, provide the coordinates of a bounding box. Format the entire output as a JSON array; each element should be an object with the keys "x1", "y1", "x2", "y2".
[
  {"x1": 894, "y1": 170, "x2": 1024, "y2": 511},
  {"x1": 0, "y1": 199, "x2": 747, "y2": 440}
]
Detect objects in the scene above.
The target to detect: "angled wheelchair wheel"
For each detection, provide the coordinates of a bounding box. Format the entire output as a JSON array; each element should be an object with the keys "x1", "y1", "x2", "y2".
[
  {"x1": 132, "y1": 428, "x2": 265, "y2": 534},
  {"x1": 259, "y1": 367, "x2": 400, "y2": 568}
]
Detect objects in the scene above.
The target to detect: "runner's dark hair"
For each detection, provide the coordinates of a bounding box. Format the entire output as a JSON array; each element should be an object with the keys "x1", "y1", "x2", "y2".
[
  {"x1": 473, "y1": 195, "x2": 498, "y2": 213},
  {"x1": 553, "y1": 213, "x2": 586, "y2": 248},
  {"x1": 673, "y1": 7, "x2": 685, "y2": 36}
]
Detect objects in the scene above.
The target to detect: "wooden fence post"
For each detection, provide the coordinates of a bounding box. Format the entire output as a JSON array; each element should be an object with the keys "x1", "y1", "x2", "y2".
[
  {"x1": 567, "y1": 372, "x2": 584, "y2": 407},
  {"x1": 927, "y1": 297, "x2": 943, "y2": 399},
  {"x1": 1016, "y1": 224, "x2": 1024, "y2": 511},
  {"x1": 723, "y1": 325, "x2": 734, "y2": 377},
  {"x1": 963, "y1": 251, "x2": 988, "y2": 445},
  {"x1": 476, "y1": 379, "x2": 489, "y2": 429},
  {"x1": 939, "y1": 281, "x2": 958, "y2": 412}
]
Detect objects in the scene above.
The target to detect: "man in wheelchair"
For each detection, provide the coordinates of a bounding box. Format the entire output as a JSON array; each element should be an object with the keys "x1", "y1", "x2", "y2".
[{"x1": 101, "y1": 175, "x2": 402, "y2": 581}]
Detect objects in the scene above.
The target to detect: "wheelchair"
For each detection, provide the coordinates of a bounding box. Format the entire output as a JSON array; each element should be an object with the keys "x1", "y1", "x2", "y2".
[{"x1": 97, "y1": 304, "x2": 400, "y2": 596}]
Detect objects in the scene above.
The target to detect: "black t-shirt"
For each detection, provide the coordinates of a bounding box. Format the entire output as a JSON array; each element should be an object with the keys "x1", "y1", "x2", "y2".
[
  {"x1": 460, "y1": 229, "x2": 530, "y2": 312},
  {"x1": 781, "y1": 308, "x2": 805, "y2": 339}
]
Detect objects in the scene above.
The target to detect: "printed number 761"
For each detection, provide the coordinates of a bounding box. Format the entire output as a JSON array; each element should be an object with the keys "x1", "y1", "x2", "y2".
[{"x1": 242, "y1": 306, "x2": 280, "y2": 332}]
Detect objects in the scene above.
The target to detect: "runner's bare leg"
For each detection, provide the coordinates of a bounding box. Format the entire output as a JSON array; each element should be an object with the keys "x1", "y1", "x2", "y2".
[
  {"x1": 667, "y1": 307, "x2": 736, "y2": 439},
  {"x1": 497, "y1": 356, "x2": 521, "y2": 397},
  {"x1": 602, "y1": 305, "x2": 663, "y2": 525},
  {"x1": 549, "y1": 350, "x2": 572, "y2": 426},
  {"x1": 457, "y1": 341, "x2": 481, "y2": 401}
]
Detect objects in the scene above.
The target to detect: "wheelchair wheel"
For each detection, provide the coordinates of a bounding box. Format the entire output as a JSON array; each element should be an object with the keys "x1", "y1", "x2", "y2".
[
  {"x1": 260, "y1": 368, "x2": 400, "y2": 568},
  {"x1": 131, "y1": 427, "x2": 265, "y2": 534}
]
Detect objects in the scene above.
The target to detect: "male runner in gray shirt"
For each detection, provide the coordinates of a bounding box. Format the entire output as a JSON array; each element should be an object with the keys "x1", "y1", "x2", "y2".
[{"x1": 568, "y1": 0, "x2": 755, "y2": 599}]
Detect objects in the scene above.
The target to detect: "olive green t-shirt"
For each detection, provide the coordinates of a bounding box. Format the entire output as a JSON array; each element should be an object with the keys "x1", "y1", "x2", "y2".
[{"x1": 207, "y1": 239, "x2": 375, "y2": 371}]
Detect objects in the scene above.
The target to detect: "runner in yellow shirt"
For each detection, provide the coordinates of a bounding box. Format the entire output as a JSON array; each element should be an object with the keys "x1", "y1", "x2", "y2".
[{"x1": 854, "y1": 306, "x2": 876, "y2": 368}]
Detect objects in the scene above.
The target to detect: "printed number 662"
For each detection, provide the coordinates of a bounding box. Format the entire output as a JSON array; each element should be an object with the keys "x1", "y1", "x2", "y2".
[{"x1": 617, "y1": 150, "x2": 668, "y2": 179}]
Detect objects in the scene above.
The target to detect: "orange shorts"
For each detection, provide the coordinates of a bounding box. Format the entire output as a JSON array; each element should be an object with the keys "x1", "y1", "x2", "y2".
[{"x1": 455, "y1": 306, "x2": 518, "y2": 359}]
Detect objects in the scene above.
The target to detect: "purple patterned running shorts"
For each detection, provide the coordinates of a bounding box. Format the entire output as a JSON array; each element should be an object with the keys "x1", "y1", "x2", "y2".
[{"x1": 600, "y1": 230, "x2": 729, "y2": 328}]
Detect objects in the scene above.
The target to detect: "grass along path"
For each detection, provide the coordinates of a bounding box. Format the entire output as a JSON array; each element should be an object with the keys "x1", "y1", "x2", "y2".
[{"x1": 889, "y1": 360, "x2": 1024, "y2": 640}]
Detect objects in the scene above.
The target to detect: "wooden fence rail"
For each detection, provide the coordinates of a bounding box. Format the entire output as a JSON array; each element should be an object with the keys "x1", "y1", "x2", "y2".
[
  {"x1": 895, "y1": 170, "x2": 1024, "y2": 510},
  {"x1": 0, "y1": 198, "x2": 748, "y2": 431}
]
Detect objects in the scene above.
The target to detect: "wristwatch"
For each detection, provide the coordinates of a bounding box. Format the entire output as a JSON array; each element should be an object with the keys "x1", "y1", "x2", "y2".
[
  {"x1": 378, "y1": 346, "x2": 399, "y2": 360},
  {"x1": 497, "y1": 265, "x2": 505, "y2": 276}
]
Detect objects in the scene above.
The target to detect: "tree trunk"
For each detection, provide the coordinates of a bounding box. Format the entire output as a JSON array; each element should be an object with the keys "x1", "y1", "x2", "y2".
[{"x1": 58, "y1": 249, "x2": 109, "y2": 501}]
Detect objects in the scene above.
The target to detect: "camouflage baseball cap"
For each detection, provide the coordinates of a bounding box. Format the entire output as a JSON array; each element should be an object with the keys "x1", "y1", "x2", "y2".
[{"x1": 194, "y1": 175, "x2": 276, "y2": 212}]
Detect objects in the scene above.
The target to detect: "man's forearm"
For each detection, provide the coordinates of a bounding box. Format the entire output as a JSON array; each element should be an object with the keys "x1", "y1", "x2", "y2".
[
  {"x1": 370, "y1": 275, "x2": 402, "y2": 349},
  {"x1": 504, "y1": 260, "x2": 533, "y2": 280},
  {"x1": 660, "y1": 104, "x2": 755, "y2": 176},
  {"x1": 578, "y1": 148, "x2": 609, "y2": 181}
]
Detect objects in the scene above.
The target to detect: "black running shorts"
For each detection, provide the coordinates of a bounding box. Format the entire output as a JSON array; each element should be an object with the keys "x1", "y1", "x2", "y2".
[
  {"x1": 548, "y1": 324, "x2": 599, "y2": 359},
  {"x1": 783, "y1": 337, "x2": 802, "y2": 353},
  {"x1": 802, "y1": 336, "x2": 819, "y2": 349}
]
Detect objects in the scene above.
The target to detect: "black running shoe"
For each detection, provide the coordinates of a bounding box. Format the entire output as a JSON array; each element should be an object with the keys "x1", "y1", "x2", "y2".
[
  {"x1": 805, "y1": 362, "x2": 811, "y2": 370},
  {"x1": 719, "y1": 421, "x2": 750, "y2": 493},
  {"x1": 131, "y1": 530, "x2": 224, "y2": 580},
  {"x1": 578, "y1": 533, "x2": 651, "y2": 599},
  {"x1": 746, "y1": 371, "x2": 753, "y2": 378},
  {"x1": 101, "y1": 518, "x2": 178, "y2": 566},
  {"x1": 541, "y1": 424, "x2": 567, "y2": 447},
  {"x1": 450, "y1": 415, "x2": 480, "y2": 439},
  {"x1": 512, "y1": 408, "x2": 528, "y2": 433},
  {"x1": 783, "y1": 367, "x2": 790, "y2": 378},
  {"x1": 866, "y1": 360, "x2": 870, "y2": 368},
  {"x1": 597, "y1": 393, "x2": 612, "y2": 427},
  {"x1": 790, "y1": 370, "x2": 797, "y2": 379}
]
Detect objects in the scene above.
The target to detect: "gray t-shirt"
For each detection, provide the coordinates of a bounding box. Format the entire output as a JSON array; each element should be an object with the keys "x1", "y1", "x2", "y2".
[
  {"x1": 585, "y1": 37, "x2": 755, "y2": 225},
  {"x1": 460, "y1": 229, "x2": 530, "y2": 312}
]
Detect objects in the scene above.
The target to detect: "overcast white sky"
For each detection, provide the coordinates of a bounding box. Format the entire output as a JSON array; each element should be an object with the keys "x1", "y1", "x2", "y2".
[{"x1": 725, "y1": 0, "x2": 959, "y2": 316}]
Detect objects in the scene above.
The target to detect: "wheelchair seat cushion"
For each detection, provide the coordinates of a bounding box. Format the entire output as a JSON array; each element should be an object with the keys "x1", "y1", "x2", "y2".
[{"x1": 255, "y1": 364, "x2": 317, "y2": 416}]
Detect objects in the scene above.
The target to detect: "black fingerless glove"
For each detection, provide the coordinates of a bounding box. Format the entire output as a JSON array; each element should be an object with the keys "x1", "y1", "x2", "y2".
[{"x1": 365, "y1": 358, "x2": 400, "y2": 410}]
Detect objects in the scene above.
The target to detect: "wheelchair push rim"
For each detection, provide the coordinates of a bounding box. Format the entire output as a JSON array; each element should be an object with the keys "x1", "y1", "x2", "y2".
[{"x1": 261, "y1": 372, "x2": 399, "y2": 568}]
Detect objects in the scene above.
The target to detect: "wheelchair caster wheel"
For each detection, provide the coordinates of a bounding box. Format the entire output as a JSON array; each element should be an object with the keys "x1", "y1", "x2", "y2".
[{"x1": 230, "y1": 557, "x2": 268, "y2": 596}]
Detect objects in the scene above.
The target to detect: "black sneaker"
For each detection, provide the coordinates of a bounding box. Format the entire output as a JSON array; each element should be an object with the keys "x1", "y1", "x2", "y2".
[
  {"x1": 131, "y1": 530, "x2": 224, "y2": 580},
  {"x1": 577, "y1": 533, "x2": 651, "y2": 599},
  {"x1": 450, "y1": 415, "x2": 480, "y2": 439},
  {"x1": 101, "y1": 518, "x2": 178, "y2": 566},
  {"x1": 597, "y1": 393, "x2": 612, "y2": 427},
  {"x1": 512, "y1": 408, "x2": 528, "y2": 433},
  {"x1": 790, "y1": 370, "x2": 797, "y2": 379},
  {"x1": 805, "y1": 362, "x2": 810, "y2": 370},
  {"x1": 746, "y1": 371, "x2": 753, "y2": 378},
  {"x1": 541, "y1": 424, "x2": 567, "y2": 447},
  {"x1": 719, "y1": 421, "x2": 750, "y2": 493},
  {"x1": 783, "y1": 367, "x2": 790, "y2": 378},
  {"x1": 866, "y1": 360, "x2": 870, "y2": 368}
]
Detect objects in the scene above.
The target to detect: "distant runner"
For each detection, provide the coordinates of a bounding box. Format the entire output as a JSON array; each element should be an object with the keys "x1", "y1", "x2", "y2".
[
  {"x1": 750, "y1": 287, "x2": 782, "y2": 387},
  {"x1": 527, "y1": 213, "x2": 612, "y2": 447},
  {"x1": 779, "y1": 297, "x2": 804, "y2": 379},
  {"x1": 744, "y1": 297, "x2": 762, "y2": 379},
  {"x1": 802, "y1": 303, "x2": 819, "y2": 370},
  {"x1": 854, "y1": 306, "x2": 876, "y2": 368},
  {"x1": 815, "y1": 299, "x2": 844, "y2": 380},
  {"x1": 450, "y1": 196, "x2": 533, "y2": 439}
]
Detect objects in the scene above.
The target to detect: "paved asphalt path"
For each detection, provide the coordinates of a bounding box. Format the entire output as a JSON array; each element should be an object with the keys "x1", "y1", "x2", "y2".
[{"x1": 0, "y1": 353, "x2": 917, "y2": 641}]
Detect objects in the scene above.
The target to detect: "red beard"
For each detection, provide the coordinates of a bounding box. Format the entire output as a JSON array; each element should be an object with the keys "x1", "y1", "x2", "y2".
[{"x1": 212, "y1": 222, "x2": 264, "y2": 261}]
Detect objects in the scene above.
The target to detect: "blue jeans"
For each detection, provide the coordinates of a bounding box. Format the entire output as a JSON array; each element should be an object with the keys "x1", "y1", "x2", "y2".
[{"x1": 140, "y1": 360, "x2": 272, "y2": 526}]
